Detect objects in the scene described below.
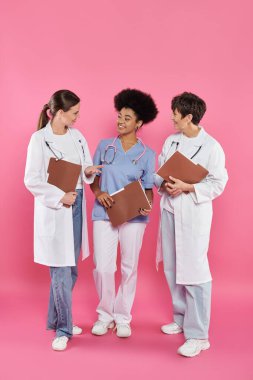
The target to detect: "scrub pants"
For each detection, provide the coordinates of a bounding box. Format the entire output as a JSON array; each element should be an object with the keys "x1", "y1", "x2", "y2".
[
  {"x1": 161, "y1": 209, "x2": 211, "y2": 340},
  {"x1": 93, "y1": 221, "x2": 146, "y2": 324},
  {"x1": 47, "y1": 189, "x2": 83, "y2": 338}
]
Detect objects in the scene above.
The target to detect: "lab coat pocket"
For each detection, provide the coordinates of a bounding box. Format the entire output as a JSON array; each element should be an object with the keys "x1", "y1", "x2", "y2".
[
  {"x1": 35, "y1": 201, "x2": 56, "y2": 237},
  {"x1": 193, "y1": 202, "x2": 213, "y2": 236}
]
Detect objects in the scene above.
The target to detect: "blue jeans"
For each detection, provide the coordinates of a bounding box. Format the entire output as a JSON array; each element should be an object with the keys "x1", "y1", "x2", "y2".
[{"x1": 47, "y1": 189, "x2": 83, "y2": 338}]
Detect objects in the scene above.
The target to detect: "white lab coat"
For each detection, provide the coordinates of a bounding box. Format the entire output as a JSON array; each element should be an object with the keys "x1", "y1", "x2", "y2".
[
  {"x1": 24, "y1": 123, "x2": 95, "y2": 267},
  {"x1": 155, "y1": 128, "x2": 228, "y2": 284}
]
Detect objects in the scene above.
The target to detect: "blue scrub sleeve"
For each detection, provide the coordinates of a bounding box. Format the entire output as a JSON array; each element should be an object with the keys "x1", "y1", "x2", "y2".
[{"x1": 141, "y1": 151, "x2": 156, "y2": 189}]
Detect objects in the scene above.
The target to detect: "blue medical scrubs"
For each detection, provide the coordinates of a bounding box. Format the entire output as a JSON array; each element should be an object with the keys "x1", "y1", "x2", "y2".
[{"x1": 92, "y1": 137, "x2": 156, "y2": 223}]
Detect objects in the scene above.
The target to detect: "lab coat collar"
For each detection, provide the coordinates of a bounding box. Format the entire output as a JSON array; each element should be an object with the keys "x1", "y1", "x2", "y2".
[
  {"x1": 172, "y1": 127, "x2": 207, "y2": 147},
  {"x1": 43, "y1": 123, "x2": 84, "y2": 165},
  {"x1": 43, "y1": 122, "x2": 56, "y2": 143},
  {"x1": 43, "y1": 121, "x2": 75, "y2": 146}
]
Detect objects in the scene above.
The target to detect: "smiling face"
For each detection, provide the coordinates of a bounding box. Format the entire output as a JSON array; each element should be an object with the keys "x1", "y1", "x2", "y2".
[
  {"x1": 171, "y1": 108, "x2": 192, "y2": 132},
  {"x1": 57, "y1": 102, "x2": 80, "y2": 127},
  {"x1": 117, "y1": 107, "x2": 143, "y2": 136}
]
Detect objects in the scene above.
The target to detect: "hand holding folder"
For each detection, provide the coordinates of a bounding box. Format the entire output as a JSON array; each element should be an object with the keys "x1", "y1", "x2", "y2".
[
  {"x1": 157, "y1": 151, "x2": 208, "y2": 184},
  {"x1": 47, "y1": 158, "x2": 82, "y2": 207},
  {"x1": 106, "y1": 180, "x2": 151, "y2": 227}
]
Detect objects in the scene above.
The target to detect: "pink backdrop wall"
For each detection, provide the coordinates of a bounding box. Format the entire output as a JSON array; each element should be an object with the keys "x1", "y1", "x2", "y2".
[{"x1": 1, "y1": 0, "x2": 252, "y2": 378}]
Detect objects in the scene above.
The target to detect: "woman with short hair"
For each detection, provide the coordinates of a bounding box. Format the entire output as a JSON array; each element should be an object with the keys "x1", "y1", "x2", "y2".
[{"x1": 155, "y1": 92, "x2": 228, "y2": 357}]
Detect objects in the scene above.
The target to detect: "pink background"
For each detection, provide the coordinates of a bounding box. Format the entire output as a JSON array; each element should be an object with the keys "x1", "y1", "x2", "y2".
[{"x1": 1, "y1": 0, "x2": 252, "y2": 379}]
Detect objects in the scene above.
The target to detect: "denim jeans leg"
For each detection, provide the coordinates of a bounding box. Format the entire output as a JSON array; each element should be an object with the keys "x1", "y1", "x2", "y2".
[
  {"x1": 49, "y1": 267, "x2": 73, "y2": 337},
  {"x1": 47, "y1": 189, "x2": 83, "y2": 332},
  {"x1": 47, "y1": 285, "x2": 57, "y2": 330}
]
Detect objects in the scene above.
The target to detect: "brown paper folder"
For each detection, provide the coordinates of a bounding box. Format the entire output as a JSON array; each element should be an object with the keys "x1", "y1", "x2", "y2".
[
  {"x1": 157, "y1": 151, "x2": 209, "y2": 183},
  {"x1": 107, "y1": 180, "x2": 151, "y2": 227},
  {"x1": 47, "y1": 158, "x2": 82, "y2": 192}
]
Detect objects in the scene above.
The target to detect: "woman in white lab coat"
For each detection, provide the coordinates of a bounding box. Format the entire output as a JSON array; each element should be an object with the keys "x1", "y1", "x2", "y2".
[
  {"x1": 24, "y1": 90, "x2": 101, "y2": 351},
  {"x1": 155, "y1": 92, "x2": 228, "y2": 357}
]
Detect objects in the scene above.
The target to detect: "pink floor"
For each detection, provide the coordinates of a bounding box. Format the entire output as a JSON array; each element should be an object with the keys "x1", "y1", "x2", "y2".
[{"x1": 1, "y1": 268, "x2": 252, "y2": 380}]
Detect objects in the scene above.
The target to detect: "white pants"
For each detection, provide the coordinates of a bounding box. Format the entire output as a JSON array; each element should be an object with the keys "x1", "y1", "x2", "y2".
[
  {"x1": 93, "y1": 221, "x2": 146, "y2": 324},
  {"x1": 161, "y1": 210, "x2": 212, "y2": 339}
]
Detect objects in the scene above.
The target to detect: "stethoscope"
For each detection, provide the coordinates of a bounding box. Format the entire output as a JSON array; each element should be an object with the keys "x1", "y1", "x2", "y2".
[
  {"x1": 45, "y1": 133, "x2": 86, "y2": 161},
  {"x1": 45, "y1": 141, "x2": 64, "y2": 161},
  {"x1": 102, "y1": 136, "x2": 147, "y2": 165},
  {"x1": 171, "y1": 141, "x2": 202, "y2": 159}
]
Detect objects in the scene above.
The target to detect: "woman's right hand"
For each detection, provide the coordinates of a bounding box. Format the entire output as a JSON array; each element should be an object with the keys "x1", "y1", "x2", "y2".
[
  {"x1": 96, "y1": 191, "x2": 114, "y2": 208},
  {"x1": 161, "y1": 181, "x2": 183, "y2": 197},
  {"x1": 61, "y1": 192, "x2": 77, "y2": 206}
]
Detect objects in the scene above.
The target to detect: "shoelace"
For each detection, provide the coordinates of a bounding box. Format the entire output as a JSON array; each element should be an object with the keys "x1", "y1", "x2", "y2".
[
  {"x1": 114, "y1": 324, "x2": 130, "y2": 332},
  {"x1": 95, "y1": 321, "x2": 108, "y2": 327},
  {"x1": 185, "y1": 339, "x2": 196, "y2": 345},
  {"x1": 185, "y1": 339, "x2": 206, "y2": 346},
  {"x1": 54, "y1": 336, "x2": 68, "y2": 343}
]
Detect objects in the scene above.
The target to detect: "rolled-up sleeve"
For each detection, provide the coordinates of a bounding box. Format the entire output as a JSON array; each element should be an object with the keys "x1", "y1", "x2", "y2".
[
  {"x1": 190, "y1": 143, "x2": 228, "y2": 204},
  {"x1": 92, "y1": 141, "x2": 103, "y2": 177},
  {"x1": 154, "y1": 137, "x2": 172, "y2": 189},
  {"x1": 82, "y1": 138, "x2": 96, "y2": 184}
]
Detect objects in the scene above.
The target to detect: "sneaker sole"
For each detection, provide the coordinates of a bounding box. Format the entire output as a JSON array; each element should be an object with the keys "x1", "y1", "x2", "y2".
[
  {"x1": 91, "y1": 322, "x2": 115, "y2": 336},
  {"x1": 178, "y1": 342, "x2": 210, "y2": 357},
  {"x1": 52, "y1": 346, "x2": 67, "y2": 351},
  {"x1": 72, "y1": 329, "x2": 83, "y2": 335},
  {"x1": 116, "y1": 332, "x2": 131, "y2": 338},
  {"x1": 161, "y1": 327, "x2": 183, "y2": 335},
  {"x1": 52, "y1": 342, "x2": 68, "y2": 351}
]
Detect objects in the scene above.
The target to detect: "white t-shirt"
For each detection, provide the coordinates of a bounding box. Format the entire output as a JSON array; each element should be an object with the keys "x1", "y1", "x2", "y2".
[
  {"x1": 163, "y1": 129, "x2": 204, "y2": 214},
  {"x1": 52, "y1": 130, "x2": 82, "y2": 189}
]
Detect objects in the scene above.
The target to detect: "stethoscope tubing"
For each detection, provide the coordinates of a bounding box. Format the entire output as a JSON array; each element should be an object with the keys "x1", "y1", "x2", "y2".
[
  {"x1": 171, "y1": 141, "x2": 202, "y2": 160},
  {"x1": 102, "y1": 136, "x2": 146, "y2": 165}
]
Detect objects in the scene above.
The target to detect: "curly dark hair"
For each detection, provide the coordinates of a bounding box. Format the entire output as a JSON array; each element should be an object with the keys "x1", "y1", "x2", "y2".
[
  {"x1": 114, "y1": 88, "x2": 158, "y2": 124},
  {"x1": 171, "y1": 92, "x2": 206, "y2": 125}
]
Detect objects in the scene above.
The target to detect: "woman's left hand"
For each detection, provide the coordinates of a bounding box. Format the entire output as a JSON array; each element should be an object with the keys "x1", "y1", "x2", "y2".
[
  {"x1": 85, "y1": 165, "x2": 104, "y2": 177},
  {"x1": 139, "y1": 202, "x2": 152, "y2": 216}
]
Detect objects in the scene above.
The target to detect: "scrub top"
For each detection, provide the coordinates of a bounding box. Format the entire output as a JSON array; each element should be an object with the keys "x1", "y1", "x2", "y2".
[{"x1": 92, "y1": 137, "x2": 156, "y2": 223}]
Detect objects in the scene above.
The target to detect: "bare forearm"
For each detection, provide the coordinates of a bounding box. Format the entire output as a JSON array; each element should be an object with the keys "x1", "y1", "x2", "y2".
[
  {"x1": 184, "y1": 183, "x2": 195, "y2": 192},
  {"x1": 90, "y1": 176, "x2": 102, "y2": 197},
  {"x1": 145, "y1": 189, "x2": 153, "y2": 204}
]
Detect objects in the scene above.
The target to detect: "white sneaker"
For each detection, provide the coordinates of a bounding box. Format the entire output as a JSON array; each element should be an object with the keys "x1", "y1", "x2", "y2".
[
  {"x1": 52, "y1": 336, "x2": 69, "y2": 351},
  {"x1": 72, "y1": 325, "x2": 82, "y2": 335},
  {"x1": 91, "y1": 321, "x2": 115, "y2": 336},
  {"x1": 161, "y1": 322, "x2": 183, "y2": 335},
  {"x1": 116, "y1": 323, "x2": 131, "y2": 338},
  {"x1": 177, "y1": 339, "x2": 210, "y2": 357}
]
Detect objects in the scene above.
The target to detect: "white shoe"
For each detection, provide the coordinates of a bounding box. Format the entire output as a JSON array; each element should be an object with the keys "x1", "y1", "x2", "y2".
[
  {"x1": 177, "y1": 339, "x2": 210, "y2": 357},
  {"x1": 52, "y1": 336, "x2": 69, "y2": 351},
  {"x1": 161, "y1": 322, "x2": 183, "y2": 335},
  {"x1": 72, "y1": 325, "x2": 82, "y2": 335},
  {"x1": 91, "y1": 321, "x2": 115, "y2": 336},
  {"x1": 116, "y1": 323, "x2": 131, "y2": 338}
]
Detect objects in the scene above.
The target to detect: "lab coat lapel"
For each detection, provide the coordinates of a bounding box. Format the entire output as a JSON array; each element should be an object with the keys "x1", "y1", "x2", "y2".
[
  {"x1": 68, "y1": 128, "x2": 85, "y2": 166},
  {"x1": 43, "y1": 122, "x2": 65, "y2": 155}
]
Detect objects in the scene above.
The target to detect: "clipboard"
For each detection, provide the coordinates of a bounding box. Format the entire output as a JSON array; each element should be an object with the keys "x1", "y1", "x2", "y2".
[
  {"x1": 106, "y1": 180, "x2": 151, "y2": 227},
  {"x1": 47, "y1": 158, "x2": 82, "y2": 192},
  {"x1": 157, "y1": 151, "x2": 208, "y2": 183}
]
